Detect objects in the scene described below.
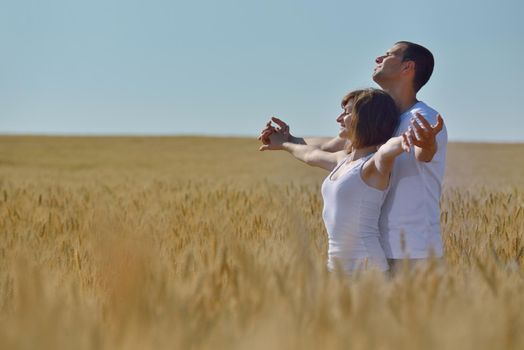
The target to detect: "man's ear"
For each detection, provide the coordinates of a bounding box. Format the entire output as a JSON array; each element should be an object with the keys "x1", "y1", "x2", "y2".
[{"x1": 401, "y1": 60, "x2": 415, "y2": 75}]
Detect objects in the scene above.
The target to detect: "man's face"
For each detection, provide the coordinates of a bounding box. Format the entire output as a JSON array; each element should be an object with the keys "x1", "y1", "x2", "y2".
[
  {"x1": 372, "y1": 43, "x2": 406, "y2": 87},
  {"x1": 335, "y1": 100, "x2": 353, "y2": 139}
]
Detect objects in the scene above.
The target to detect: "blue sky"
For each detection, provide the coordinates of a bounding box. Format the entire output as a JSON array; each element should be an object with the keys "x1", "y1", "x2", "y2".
[{"x1": 1, "y1": 0, "x2": 523, "y2": 142}]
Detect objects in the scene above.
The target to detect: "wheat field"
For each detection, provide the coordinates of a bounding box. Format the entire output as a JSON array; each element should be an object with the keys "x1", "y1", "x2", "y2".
[{"x1": 0, "y1": 136, "x2": 523, "y2": 350}]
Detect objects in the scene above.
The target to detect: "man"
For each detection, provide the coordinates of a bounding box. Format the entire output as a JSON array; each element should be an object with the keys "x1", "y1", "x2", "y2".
[{"x1": 259, "y1": 42, "x2": 447, "y2": 270}]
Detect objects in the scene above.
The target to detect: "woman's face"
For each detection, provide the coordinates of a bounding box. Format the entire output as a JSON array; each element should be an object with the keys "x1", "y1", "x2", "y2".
[{"x1": 336, "y1": 99, "x2": 353, "y2": 139}]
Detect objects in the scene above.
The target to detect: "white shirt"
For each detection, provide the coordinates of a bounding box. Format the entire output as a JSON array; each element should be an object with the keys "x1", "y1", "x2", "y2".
[{"x1": 379, "y1": 101, "x2": 448, "y2": 259}]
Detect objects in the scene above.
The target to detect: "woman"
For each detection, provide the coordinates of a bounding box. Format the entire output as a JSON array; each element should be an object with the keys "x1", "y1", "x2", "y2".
[{"x1": 263, "y1": 88, "x2": 410, "y2": 273}]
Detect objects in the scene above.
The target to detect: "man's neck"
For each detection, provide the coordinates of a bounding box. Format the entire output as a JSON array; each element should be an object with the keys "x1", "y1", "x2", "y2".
[{"x1": 382, "y1": 84, "x2": 418, "y2": 114}]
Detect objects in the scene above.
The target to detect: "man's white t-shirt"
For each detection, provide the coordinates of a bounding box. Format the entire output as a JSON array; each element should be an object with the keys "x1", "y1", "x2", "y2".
[{"x1": 379, "y1": 101, "x2": 448, "y2": 259}]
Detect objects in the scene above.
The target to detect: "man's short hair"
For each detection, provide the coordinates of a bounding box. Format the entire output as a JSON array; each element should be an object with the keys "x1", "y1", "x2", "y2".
[{"x1": 396, "y1": 41, "x2": 434, "y2": 92}]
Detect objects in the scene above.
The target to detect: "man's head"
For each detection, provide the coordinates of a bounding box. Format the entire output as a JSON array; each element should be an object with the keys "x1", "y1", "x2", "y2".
[{"x1": 372, "y1": 41, "x2": 434, "y2": 93}]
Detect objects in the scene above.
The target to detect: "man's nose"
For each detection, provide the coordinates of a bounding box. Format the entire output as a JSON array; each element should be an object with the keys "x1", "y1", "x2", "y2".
[{"x1": 375, "y1": 56, "x2": 383, "y2": 64}]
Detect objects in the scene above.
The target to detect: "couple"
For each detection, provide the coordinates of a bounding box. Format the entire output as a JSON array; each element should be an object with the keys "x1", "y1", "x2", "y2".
[{"x1": 258, "y1": 41, "x2": 447, "y2": 274}]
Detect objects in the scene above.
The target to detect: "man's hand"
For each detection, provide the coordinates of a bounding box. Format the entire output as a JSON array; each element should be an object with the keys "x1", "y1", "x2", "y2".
[
  {"x1": 404, "y1": 113, "x2": 444, "y2": 162},
  {"x1": 407, "y1": 113, "x2": 444, "y2": 149}
]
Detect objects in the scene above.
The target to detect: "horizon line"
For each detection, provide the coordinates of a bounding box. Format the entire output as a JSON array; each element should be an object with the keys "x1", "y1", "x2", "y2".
[{"x1": 0, "y1": 132, "x2": 523, "y2": 144}]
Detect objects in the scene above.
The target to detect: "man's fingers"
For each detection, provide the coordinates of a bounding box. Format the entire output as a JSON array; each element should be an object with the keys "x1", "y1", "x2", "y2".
[
  {"x1": 258, "y1": 145, "x2": 269, "y2": 151},
  {"x1": 409, "y1": 127, "x2": 427, "y2": 148},
  {"x1": 433, "y1": 114, "x2": 444, "y2": 133},
  {"x1": 414, "y1": 113, "x2": 432, "y2": 131},
  {"x1": 411, "y1": 134, "x2": 425, "y2": 147},
  {"x1": 410, "y1": 126, "x2": 423, "y2": 147},
  {"x1": 411, "y1": 119, "x2": 429, "y2": 139},
  {"x1": 416, "y1": 112, "x2": 444, "y2": 135}
]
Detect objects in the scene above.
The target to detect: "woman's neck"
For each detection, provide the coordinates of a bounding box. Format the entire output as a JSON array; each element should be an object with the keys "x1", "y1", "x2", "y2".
[{"x1": 350, "y1": 146, "x2": 377, "y2": 161}]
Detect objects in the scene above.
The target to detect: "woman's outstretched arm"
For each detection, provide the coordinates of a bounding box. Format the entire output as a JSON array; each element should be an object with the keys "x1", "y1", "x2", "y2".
[
  {"x1": 373, "y1": 135, "x2": 411, "y2": 176},
  {"x1": 258, "y1": 117, "x2": 348, "y2": 152},
  {"x1": 362, "y1": 135, "x2": 410, "y2": 190},
  {"x1": 259, "y1": 130, "x2": 346, "y2": 171}
]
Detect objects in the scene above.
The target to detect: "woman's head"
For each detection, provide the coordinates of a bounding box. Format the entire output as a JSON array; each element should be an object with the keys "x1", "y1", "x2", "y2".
[{"x1": 336, "y1": 88, "x2": 399, "y2": 149}]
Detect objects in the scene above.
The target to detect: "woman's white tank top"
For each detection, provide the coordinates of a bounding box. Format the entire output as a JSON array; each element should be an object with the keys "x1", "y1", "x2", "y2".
[{"x1": 321, "y1": 153, "x2": 389, "y2": 272}]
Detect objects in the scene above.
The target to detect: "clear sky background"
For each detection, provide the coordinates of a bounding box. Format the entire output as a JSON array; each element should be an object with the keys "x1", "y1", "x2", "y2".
[{"x1": 1, "y1": 0, "x2": 523, "y2": 142}]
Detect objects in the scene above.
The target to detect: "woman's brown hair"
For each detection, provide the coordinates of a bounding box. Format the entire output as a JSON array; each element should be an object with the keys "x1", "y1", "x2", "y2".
[{"x1": 344, "y1": 88, "x2": 399, "y2": 149}]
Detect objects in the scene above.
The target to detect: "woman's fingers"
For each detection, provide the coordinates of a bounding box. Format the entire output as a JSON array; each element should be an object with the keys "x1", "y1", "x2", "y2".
[
  {"x1": 271, "y1": 117, "x2": 287, "y2": 128},
  {"x1": 402, "y1": 133, "x2": 411, "y2": 153},
  {"x1": 408, "y1": 127, "x2": 417, "y2": 146},
  {"x1": 259, "y1": 129, "x2": 274, "y2": 144}
]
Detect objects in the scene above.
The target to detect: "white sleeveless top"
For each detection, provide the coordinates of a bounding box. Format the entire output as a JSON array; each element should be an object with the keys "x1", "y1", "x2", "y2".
[{"x1": 321, "y1": 154, "x2": 389, "y2": 272}]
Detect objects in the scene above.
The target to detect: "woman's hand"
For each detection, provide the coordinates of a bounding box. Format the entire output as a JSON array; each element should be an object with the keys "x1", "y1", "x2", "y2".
[
  {"x1": 259, "y1": 129, "x2": 287, "y2": 151},
  {"x1": 401, "y1": 131, "x2": 412, "y2": 153},
  {"x1": 258, "y1": 117, "x2": 291, "y2": 145}
]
